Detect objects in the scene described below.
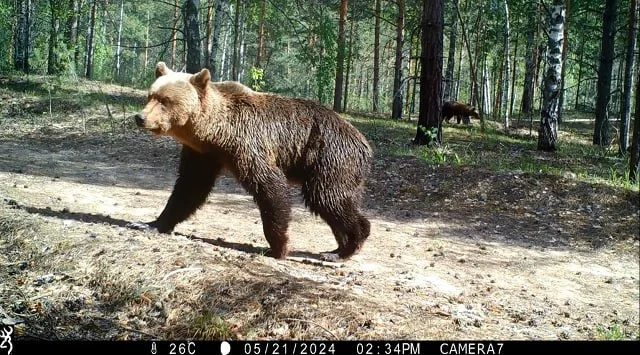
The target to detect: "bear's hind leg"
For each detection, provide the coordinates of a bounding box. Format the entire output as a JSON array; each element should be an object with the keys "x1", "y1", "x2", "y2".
[{"x1": 304, "y1": 187, "x2": 370, "y2": 261}]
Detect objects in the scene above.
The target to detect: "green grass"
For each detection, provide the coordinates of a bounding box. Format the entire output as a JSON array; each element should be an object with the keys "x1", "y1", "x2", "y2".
[
  {"x1": 348, "y1": 114, "x2": 638, "y2": 191},
  {"x1": 188, "y1": 311, "x2": 233, "y2": 339},
  {"x1": 596, "y1": 323, "x2": 626, "y2": 340}
]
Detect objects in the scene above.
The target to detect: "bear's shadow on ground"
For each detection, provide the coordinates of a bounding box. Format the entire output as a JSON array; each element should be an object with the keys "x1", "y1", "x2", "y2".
[{"x1": 5, "y1": 198, "x2": 328, "y2": 261}]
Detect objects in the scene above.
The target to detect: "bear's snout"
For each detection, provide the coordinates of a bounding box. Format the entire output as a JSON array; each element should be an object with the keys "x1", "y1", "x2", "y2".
[{"x1": 134, "y1": 113, "x2": 146, "y2": 127}]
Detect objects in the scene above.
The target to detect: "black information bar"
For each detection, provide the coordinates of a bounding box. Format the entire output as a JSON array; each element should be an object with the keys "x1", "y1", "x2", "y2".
[{"x1": 9, "y1": 339, "x2": 640, "y2": 355}]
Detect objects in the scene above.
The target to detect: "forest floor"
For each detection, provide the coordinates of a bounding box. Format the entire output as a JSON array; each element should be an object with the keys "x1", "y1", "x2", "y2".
[{"x1": 0, "y1": 75, "x2": 638, "y2": 341}]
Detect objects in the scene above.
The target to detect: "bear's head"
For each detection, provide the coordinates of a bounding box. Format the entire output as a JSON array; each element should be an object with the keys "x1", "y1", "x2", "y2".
[{"x1": 135, "y1": 62, "x2": 211, "y2": 136}]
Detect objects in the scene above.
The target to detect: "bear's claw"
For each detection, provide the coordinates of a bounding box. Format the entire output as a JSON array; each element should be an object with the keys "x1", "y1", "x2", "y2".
[
  {"x1": 127, "y1": 221, "x2": 158, "y2": 232},
  {"x1": 320, "y1": 252, "x2": 341, "y2": 262}
]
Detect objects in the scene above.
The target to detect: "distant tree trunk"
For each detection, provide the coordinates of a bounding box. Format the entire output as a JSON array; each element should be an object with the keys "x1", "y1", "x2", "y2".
[
  {"x1": 343, "y1": 0, "x2": 357, "y2": 113},
  {"x1": 114, "y1": 0, "x2": 124, "y2": 80},
  {"x1": 204, "y1": 0, "x2": 213, "y2": 72},
  {"x1": 372, "y1": 0, "x2": 381, "y2": 112},
  {"x1": 521, "y1": 0, "x2": 537, "y2": 114},
  {"x1": 534, "y1": 42, "x2": 544, "y2": 105},
  {"x1": 455, "y1": 0, "x2": 483, "y2": 128},
  {"x1": 48, "y1": 0, "x2": 63, "y2": 75},
  {"x1": 454, "y1": 25, "x2": 464, "y2": 99},
  {"x1": 494, "y1": 54, "x2": 503, "y2": 120},
  {"x1": 469, "y1": 4, "x2": 484, "y2": 111},
  {"x1": 509, "y1": 32, "x2": 518, "y2": 118},
  {"x1": 184, "y1": 0, "x2": 202, "y2": 74},
  {"x1": 593, "y1": 0, "x2": 618, "y2": 147},
  {"x1": 391, "y1": 0, "x2": 405, "y2": 119},
  {"x1": 482, "y1": 59, "x2": 490, "y2": 114},
  {"x1": 232, "y1": 0, "x2": 241, "y2": 81},
  {"x1": 256, "y1": 0, "x2": 266, "y2": 68},
  {"x1": 537, "y1": 0, "x2": 565, "y2": 152},
  {"x1": 557, "y1": 0, "x2": 570, "y2": 123},
  {"x1": 64, "y1": 0, "x2": 79, "y2": 70},
  {"x1": 574, "y1": 41, "x2": 584, "y2": 110},
  {"x1": 414, "y1": 0, "x2": 443, "y2": 145},
  {"x1": 221, "y1": 14, "x2": 231, "y2": 80},
  {"x1": 502, "y1": 0, "x2": 510, "y2": 130},
  {"x1": 444, "y1": 0, "x2": 457, "y2": 101},
  {"x1": 619, "y1": 0, "x2": 638, "y2": 154},
  {"x1": 210, "y1": 0, "x2": 226, "y2": 80},
  {"x1": 333, "y1": 0, "x2": 348, "y2": 112},
  {"x1": 84, "y1": 0, "x2": 97, "y2": 79},
  {"x1": 144, "y1": 9, "x2": 150, "y2": 73},
  {"x1": 170, "y1": 0, "x2": 179, "y2": 69},
  {"x1": 629, "y1": 68, "x2": 640, "y2": 182},
  {"x1": 238, "y1": 21, "x2": 246, "y2": 81},
  {"x1": 14, "y1": 0, "x2": 31, "y2": 73}
]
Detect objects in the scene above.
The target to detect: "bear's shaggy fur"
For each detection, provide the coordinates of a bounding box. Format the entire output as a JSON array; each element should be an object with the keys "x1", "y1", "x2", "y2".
[
  {"x1": 442, "y1": 101, "x2": 480, "y2": 125},
  {"x1": 132, "y1": 62, "x2": 372, "y2": 261}
]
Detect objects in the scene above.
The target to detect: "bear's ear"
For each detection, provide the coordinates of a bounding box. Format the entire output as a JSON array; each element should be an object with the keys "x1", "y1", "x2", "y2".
[
  {"x1": 190, "y1": 68, "x2": 211, "y2": 90},
  {"x1": 155, "y1": 62, "x2": 173, "y2": 78}
]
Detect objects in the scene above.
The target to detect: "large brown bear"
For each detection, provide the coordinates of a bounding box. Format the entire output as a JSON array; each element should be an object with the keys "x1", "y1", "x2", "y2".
[
  {"x1": 442, "y1": 101, "x2": 480, "y2": 125},
  {"x1": 131, "y1": 62, "x2": 372, "y2": 261}
]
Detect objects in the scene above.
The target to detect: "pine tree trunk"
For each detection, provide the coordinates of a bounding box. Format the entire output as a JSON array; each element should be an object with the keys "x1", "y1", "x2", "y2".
[
  {"x1": 14, "y1": 0, "x2": 31, "y2": 73},
  {"x1": 48, "y1": 0, "x2": 62, "y2": 75},
  {"x1": 65, "y1": 0, "x2": 79, "y2": 70},
  {"x1": 494, "y1": 56, "x2": 503, "y2": 120},
  {"x1": 343, "y1": 0, "x2": 356, "y2": 113},
  {"x1": 239, "y1": 20, "x2": 245, "y2": 82},
  {"x1": 619, "y1": 0, "x2": 638, "y2": 154},
  {"x1": 521, "y1": 0, "x2": 538, "y2": 114},
  {"x1": 211, "y1": 0, "x2": 226, "y2": 80},
  {"x1": 454, "y1": 0, "x2": 483, "y2": 129},
  {"x1": 333, "y1": 0, "x2": 348, "y2": 112},
  {"x1": 232, "y1": 0, "x2": 241, "y2": 81},
  {"x1": 593, "y1": 0, "x2": 618, "y2": 146},
  {"x1": 509, "y1": 33, "x2": 518, "y2": 119},
  {"x1": 574, "y1": 41, "x2": 584, "y2": 110},
  {"x1": 184, "y1": 0, "x2": 202, "y2": 74},
  {"x1": 221, "y1": 16, "x2": 231, "y2": 80},
  {"x1": 502, "y1": 0, "x2": 510, "y2": 130},
  {"x1": 204, "y1": 0, "x2": 213, "y2": 72},
  {"x1": 470, "y1": 4, "x2": 484, "y2": 110},
  {"x1": 391, "y1": 0, "x2": 405, "y2": 119},
  {"x1": 372, "y1": 0, "x2": 381, "y2": 112},
  {"x1": 256, "y1": 0, "x2": 266, "y2": 68},
  {"x1": 629, "y1": 67, "x2": 640, "y2": 182},
  {"x1": 414, "y1": 0, "x2": 443, "y2": 145},
  {"x1": 444, "y1": 0, "x2": 457, "y2": 101},
  {"x1": 537, "y1": 0, "x2": 565, "y2": 152},
  {"x1": 84, "y1": 0, "x2": 97, "y2": 79}
]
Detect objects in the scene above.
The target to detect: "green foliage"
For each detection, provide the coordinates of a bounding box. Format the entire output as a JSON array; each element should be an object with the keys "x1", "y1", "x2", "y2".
[
  {"x1": 355, "y1": 115, "x2": 639, "y2": 191},
  {"x1": 249, "y1": 66, "x2": 265, "y2": 91},
  {"x1": 308, "y1": 10, "x2": 337, "y2": 104},
  {"x1": 0, "y1": 1, "x2": 13, "y2": 71},
  {"x1": 418, "y1": 144, "x2": 462, "y2": 166},
  {"x1": 596, "y1": 323, "x2": 625, "y2": 340},
  {"x1": 418, "y1": 125, "x2": 440, "y2": 143}
]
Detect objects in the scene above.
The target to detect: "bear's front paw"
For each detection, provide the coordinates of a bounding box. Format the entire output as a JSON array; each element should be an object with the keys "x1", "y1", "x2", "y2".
[
  {"x1": 319, "y1": 252, "x2": 341, "y2": 262},
  {"x1": 127, "y1": 221, "x2": 161, "y2": 233}
]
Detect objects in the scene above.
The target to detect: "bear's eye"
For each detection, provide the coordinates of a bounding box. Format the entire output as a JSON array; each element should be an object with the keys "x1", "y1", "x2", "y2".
[{"x1": 158, "y1": 97, "x2": 169, "y2": 105}]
